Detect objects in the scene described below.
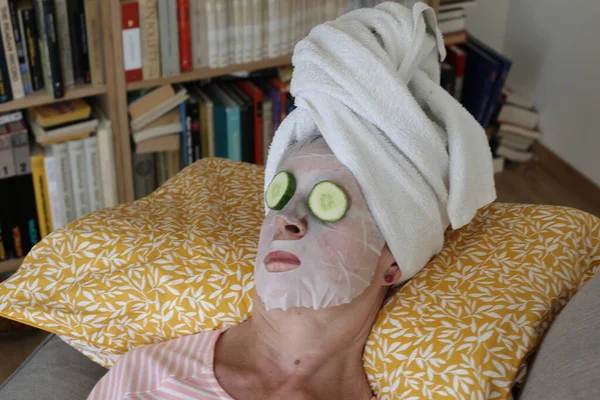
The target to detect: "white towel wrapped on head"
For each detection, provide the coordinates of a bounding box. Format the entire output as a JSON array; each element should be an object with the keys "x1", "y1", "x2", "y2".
[{"x1": 265, "y1": 2, "x2": 496, "y2": 282}]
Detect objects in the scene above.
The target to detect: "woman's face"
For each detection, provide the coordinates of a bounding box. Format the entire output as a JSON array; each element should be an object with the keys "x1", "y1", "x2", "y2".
[{"x1": 255, "y1": 140, "x2": 386, "y2": 311}]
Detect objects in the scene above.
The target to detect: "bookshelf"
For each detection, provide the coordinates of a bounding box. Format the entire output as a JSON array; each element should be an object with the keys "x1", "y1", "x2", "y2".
[{"x1": 0, "y1": 84, "x2": 107, "y2": 114}]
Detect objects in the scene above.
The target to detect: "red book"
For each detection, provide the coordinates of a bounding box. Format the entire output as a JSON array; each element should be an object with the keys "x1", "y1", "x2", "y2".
[
  {"x1": 121, "y1": 1, "x2": 143, "y2": 82},
  {"x1": 238, "y1": 81, "x2": 265, "y2": 165},
  {"x1": 268, "y1": 78, "x2": 289, "y2": 122},
  {"x1": 443, "y1": 30, "x2": 468, "y2": 46},
  {"x1": 446, "y1": 45, "x2": 467, "y2": 101},
  {"x1": 177, "y1": 0, "x2": 192, "y2": 72}
]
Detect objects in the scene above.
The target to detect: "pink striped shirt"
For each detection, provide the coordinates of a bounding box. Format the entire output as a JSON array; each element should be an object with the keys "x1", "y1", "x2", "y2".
[{"x1": 87, "y1": 329, "x2": 378, "y2": 400}]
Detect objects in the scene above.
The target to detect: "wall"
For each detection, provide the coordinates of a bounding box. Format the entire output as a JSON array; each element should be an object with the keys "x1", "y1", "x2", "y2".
[{"x1": 466, "y1": 0, "x2": 600, "y2": 186}]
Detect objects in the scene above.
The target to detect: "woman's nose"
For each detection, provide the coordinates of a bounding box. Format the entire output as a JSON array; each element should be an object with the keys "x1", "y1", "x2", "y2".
[{"x1": 274, "y1": 215, "x2": 308, "y2": 240}]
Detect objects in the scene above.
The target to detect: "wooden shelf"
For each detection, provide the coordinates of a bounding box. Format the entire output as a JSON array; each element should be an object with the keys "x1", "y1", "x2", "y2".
[
  {"x1": 0, "y1": 258, "x2": 24, "y2": 275},
  {"x1": 127, "y1": 55, "x2": 293, "y2": 91},
  {"x1": 0, "y1": 84, "x2": 107, "y2": 113}
]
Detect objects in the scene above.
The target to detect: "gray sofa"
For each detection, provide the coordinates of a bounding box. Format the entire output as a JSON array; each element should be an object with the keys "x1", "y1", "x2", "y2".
[{"x1": 1, "y1": 273, "x2": 599, "y2": 400}]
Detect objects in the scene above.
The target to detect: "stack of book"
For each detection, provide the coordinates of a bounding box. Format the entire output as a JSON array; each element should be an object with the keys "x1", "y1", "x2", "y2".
[
  {"x1": 122, "y1": 0, "x2": 421, "y2": 81},
  {"x1": 129, "y1": 73, "x2": 294, "y2": 199},
  {"x1": 0, "y1": 0, "x2": 104, "y2": 102},
  {"x1": 493, "y1": 88, "x2": 541, "y2": 167},
  {"x1": 438, "y1": 0, "x2": 477, "y2": 46},
  {"x1": 0, "y1": 102, "x2": 117, "y2": 263}
]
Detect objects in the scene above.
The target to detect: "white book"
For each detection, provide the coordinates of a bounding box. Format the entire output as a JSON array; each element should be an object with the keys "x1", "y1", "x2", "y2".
[
  {"x1": 67, "y1": 139, "x2": 90, "y2": 219},
  {"x1": 83, "y1": 136, "x2": 104, "y2": 212},
  {"x1": 191, "y1": 0, "x2": 209, "y2": 69},
  {"x1": 0, "y1": 0, "x2": 24, "y2": 99},
  {"x1": 133, "y1": 122, "x2": 182, "y2": 144},
  {"x1": 0, "y1": 111, "x2": 22, "y2": 125},
  {"x1": 279, "y1": 0, "x2": 290, "y2": 54},
  {"x1": 503, "y1": 87, "x2": 535, "y2": 110},
  {"x1": 438, "y1": 17, "x2": 466, "y2": 35},
  {"x1": 216, "y1": 0, "x2": 229, "y2": 66},
  {"x1": 262, "y1": 96, "x2": 273, "y2": 162},
  {"x1": 498, "y1": 123, "x2": 542, "y2": 141},
  {"x1": 496, "y1": 145, "x2": 534, "y2": 163},
  {"x1": 232, "y1": 0, "x2": 243, "y2": 64},
  {"x1": 498, "y1": 104, "x2": 539, "y2": 130},
  {"x1": 251, "y1": 0, "x2": 263, "y2": 61},
  {"x1": 267, "y1": 0, "x2": 280, "y2": 57},
  {"x1": 54, "y1": 0, "x2": 75, "y2": 87},
  {"x1": 0, "y1": 132, "x2": 15, "y2": 179},
  {"x1": 43, "y1": 152, "x2": 65, "y2": 230},
  {"x1": 97, "y1": 118, "x2": 118, "y2": 208},
  {"x1": 241, "y1": 0, "x2": 252, "y2": 62},
  {"x1": 158, "y1": 0, "x2": 180, "y2": 77},
  {"x1": 438, "y1": 1, "x2": 478, "y2": 12},
  {"x1": 16, "y1": 8, "x2": 32, "y2": 93},
  {"x1": 438, "y1": 9, "x2": 465, "y2": 21},
  {"x1": 130, "y1": 88, "x2": 189, "y2": 131},
  {"x1": 324, "y1": 0, "x2": 336, "y2": 21},
  {"x1": 50, "y1": 142, "x2": 76, "y2": 224},
  {"x1": 206, "y1": 0, "x2": 219, "y2": 67},
  {"x1": 29, "y1": 117, "x2": 99, "y2": 146}
]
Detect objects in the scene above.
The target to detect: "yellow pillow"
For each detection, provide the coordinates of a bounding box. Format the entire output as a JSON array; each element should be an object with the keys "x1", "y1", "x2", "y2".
[{"x1": 0, "y1": 158, "x2": 598, "y2": 400}]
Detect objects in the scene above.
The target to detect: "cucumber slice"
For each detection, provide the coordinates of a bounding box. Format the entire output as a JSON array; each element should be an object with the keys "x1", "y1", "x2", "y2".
[
  {"x1": 308, "y1": 181, "x2": 349, "y2": 222},
  {"x1": 266, "y1": 171, "x2": 296, "y2": 210}
]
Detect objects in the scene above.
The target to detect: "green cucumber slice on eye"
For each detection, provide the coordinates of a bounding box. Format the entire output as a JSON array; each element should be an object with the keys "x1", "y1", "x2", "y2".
[
  {"x1": 308, "y1": 181, "x2": 349, "y2": 222},
  {"x1": 266, "y1": 171, "x2": 296, "y2": 210}
]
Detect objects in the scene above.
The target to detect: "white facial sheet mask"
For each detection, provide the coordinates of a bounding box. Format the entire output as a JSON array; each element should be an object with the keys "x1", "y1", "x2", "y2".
[{"x1": 255, "y1": 141, "x2": 385, "y2": 311}]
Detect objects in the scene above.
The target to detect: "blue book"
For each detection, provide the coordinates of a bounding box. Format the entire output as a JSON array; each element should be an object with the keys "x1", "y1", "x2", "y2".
[
  {"x1": 179, "y1": 102, "x2": 188, "y2": 167},
  {"x1": 257, "y1": 80, "x2": 282, "y2": 137},
  {"x1": 468, "y1": 36, "x2": 513, "y2": 128},
  {"x1": 461, "y1": 42, "x2": 500, "y2": 125},
  {"x1": 204, "y1": 85, "x2": 241, "y2": 161}
]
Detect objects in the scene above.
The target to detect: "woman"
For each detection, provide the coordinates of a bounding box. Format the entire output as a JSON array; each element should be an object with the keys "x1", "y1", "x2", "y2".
[{"x1": 88, "y1": 1, "x2": 495, "y2": 398}]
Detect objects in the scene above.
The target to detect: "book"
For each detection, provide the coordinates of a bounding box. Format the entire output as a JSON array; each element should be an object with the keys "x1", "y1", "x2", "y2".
[
  {"x1": 0, "y1": 110, "x2": 22, "y2": 125},
  {"x1": 445, "y1": 45, "x2": 467, "y2": 101},
  {"x1": 30, "y1": 98, "x2": 91, "y2": 128},
  {"x1": 166, "y1": 150, "x2": 180, "y2": 179},
  {"x1": 502, "y1": 86, "x2": 534, "y2": 110},
  {"x1": 33, "y1": 0, "x2": 64, "y2": 98},
  {"x1": 49, "y1": 141, "x2": 75, "y2": 225},
  {"x1": 158, "y1": 0, "x2": 180, "y2": 77},
  {"x1": 0, "y1": 0, "x2": 25, "y2": 99},
  {"x1": 139, "y1": 0, "x2": 160, "y2": 80},
  {"x1": 128, "y1": 85, "x2": 189, "y2": 131},
  {"x1": 443, "y1": 30, "x2": 467, "y2": 46},
  {"x1": 251, "y1": 0, "x2": 262, "y2": 61},
  {"x1": 42, "y1": 146, "x2": 63, "y2": 230},
  {"x1": 155, "y1": 151, "x2": 169, "y2": 187},
  {"x1": 438, "y1": 17, "x2": 466, "y2": 35},
  {"x1": 206, "y1": 0, "x2": 218, "y2": 67},
  {"x1": 178, "y1": 100, "x2": 190, "y2": 166},
  {"x1": 68, "y1": 0, "x2": 90, "y2": 83},
  {"x1": 266, "y1": 0, "x2": 280, "y2": 57},
  {"x1": 496, "y1": 144, "x2": 534, "y2": 163},
  {"x1": 461, "y1": 42, "x2": 500, "y2": 124},
  {"x1": 187, "y1": 97, "x2": 201, "y2": 162},
  {"x1": 0, "y1": 127, "x2": 16, "y2": 179},
  {"x1": 30, "y1": 144, "x2": 52, "y2": 238},
  {"x1": 0, "y1": 37, "x2": 12, "y2": 103},
  {"x1": 259, "y1": 80, "x2": 283, "y2": 136},
  {"x1": 96, "y1": 116, "x2": 118, "y2": 208},
  {"x1": 132, "y1": 152, "x2": 156, "y2": 199},
  {"x1": 237, "y1": 81, "x2": 264, "y2": 164},
  {"x1": 17, "y1": 2, "x2": 43, "y2": 91},
  {"x1": 261, "y1": 94, "x2": 273, "y2": 162},
  {"x1": 204, "y1": 84, "x2": 241, "y2": 160},
  {"x1": 190, "y1": 0, "x2": 208, "y2": 69},
  {"x1": 9, "y1": 120, "x2": 30, "y2": 175},
  {"x1": 84, "y1": 0, "x2": 102, "y2": 85},
  {"x1": 440, "y1": 62, "x2": 455, "y2": 94},
  {"x1": 83, "y1": 136, "x2": 103, "y2": 212},
  {"x1": 224, "y1": 83, "x2": 253, "y2": 163},
  {"x1": 29, "y1": 114, "x2": 98, "y2": 146},
  {"x1": 122, "y1": 1, "x2": 143, "y2": 83},
  {"x1": 54, "y1": 0, "x2": 75, "y2": 87},
  {"x1": 468, "y1": 35, "x2": 513, "y2": 128},
  {"x1": 67, "y1": 139, "x2": 90, "y2": 219},
  {"x1": 493, "y1": 157, "x2": 504, "y2": 174},
  {"x1": 215, "y1": 0, "x2": 228, "y2": 66},
  {"x1": 498, "y1": 122, "x2": 541, "y2": 141},
  {"x1": 438, "y1": 9, "x2": 465, "y2": 21},
  {"x1": 132, "y1": 109, "x2": 182, "y2": 144},
  {"x1": 194, "y1": 85, "x2": 215, "y2": 158},
  {"x1": 498, "y1": 133, "x2": 535, "y2": 152},
  {"x1": 135, "y1": 133, "x2": 180, "y2": 154},
  {"x1": 438, "y1": 1, "x2": 478, "y2": 12},
  {"x1": 241, "y1": 0, "x2": 252, "y2": 63},
  {"x1": 177, "y1": 0, "x2": 192, "y2": 72},
  {"x1": 497, "y1": 103, "x2": 539, "y2": 130},
  {"x1": 0, "y1": 174, "x2": 39, "y2": 258},
  {"x1": 8, "y1": 0, "x2": 31, "y2": 94}
]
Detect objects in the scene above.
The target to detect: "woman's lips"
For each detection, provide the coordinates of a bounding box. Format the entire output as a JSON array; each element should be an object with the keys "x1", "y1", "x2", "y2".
[{"x1": 264, "y1": 251, "x2": 301, "y2": 272}]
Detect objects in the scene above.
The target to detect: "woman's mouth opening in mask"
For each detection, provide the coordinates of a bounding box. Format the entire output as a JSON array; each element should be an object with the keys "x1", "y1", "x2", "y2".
[{"x1": 264, "y1": 250, "x2": 301, "y2": 272}]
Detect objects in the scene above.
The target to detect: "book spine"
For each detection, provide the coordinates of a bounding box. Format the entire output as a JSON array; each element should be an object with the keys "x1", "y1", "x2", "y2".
[
  {"x1": 53, "y1": 142, "x2": 75, "y2": 223},
  {"x1": 54, "y1": 0, "x2": 74, "y2": 87},
  {"x1": 67, "y1": 139, "x2": 89, "y2": 219},
  {"x1": 0, "y1": 132, "x2": 16, "y2": 178},
  {"x1": 188, "y1": 99, "x2": 201, "y2": 162},
  {"x1": 190, "y1": 0, "x2": 208, "y2": 69},
  {"x1": 77, "y1": 0, "x2": 91, "y2": 83},
  {"x1": 261, "y1": 97, "x2": 272, "y2": 162},
  {"x1": 0, "y1": 110, "x2": 21, "y2": 125},
  {"x1": 83, "y1": 136, "x2": 103, "y2": 212},
  {"x1": 0, "y1": 37, "x2": 12, "y2": 102},
  {"x1": 43, "y1": 153, "x2": 64, "y2": 230},
  {"x1": 226, "y1": 105, "x2": 241, "y2": 161},
  {"x1": 267, "y1": 0, "x2": 280, "y2": 57},
  {"x1": 84, "y1": 0, "x2": 103, "y2": 85},
  {"x1": 139, "y1": 0, "x2": 160, "y2": 80},
  {"x1": 178, "y1": 101, "x2": 188, "y2": 167},
  {"x1": 30, "y1": 152, "x2": 52, "y2": 238},
  {"x1": 206, "y1": 0, "x2": 218, "y2": 67},
  {"x1": 41, "y1": 0, "x2": 64, "y2": 98},
  {"x1": 9, "y1": 0, "x2": 31, "y2": 94},
  {"x1": 67, "y1": 0, "x2": 83, "y2": 82},
  {"x1": 10, "y1": 128, "x2": 31, "y2": 175},
  {"x1": 158, "y1": 0, "x2": 180, "y2": 77},
  {"x1": 0, "y1": 0, "x2": 24, "y2": 99},
  {"x1": 97, "y1": 119, "x2": 118, "y2": 208},
  {"x1": 251, "y1": 0, "x2": 261, "y2": 61},
  {"x1": 240, "y1": 0, "x2": 251, "y2": 62},
  {"x1": 122, "y1": 1, "x2": 143, "y2": 83},
  {"x1": 232, "y1": 0, "x2": 242, "y2": 64},
  {"x1": 19, "y1": 6, "x2": 43, "y2": 91},
  {"x1": 132, "y1": 152, "x2": 156, "y2": 199},
  {"x1": 213, "y1": 103, "x2": 227, "y2": 158},
  {"x1": 177, "y1": 0, "x2": 192, "y2": 72},
  {"x1": 215, "y1": 0, "x2": 228, "y2": 67},
  {"x1": 198, "y1": 96, "x2": 209, "y2": 158},
  {"x1": 155, "y1": 151, "x2": 168, "y2": 187}
]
